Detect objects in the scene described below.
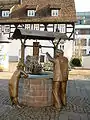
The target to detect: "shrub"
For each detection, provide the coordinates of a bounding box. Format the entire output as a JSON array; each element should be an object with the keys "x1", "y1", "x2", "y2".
[
  {"x1": 70, "y1": 58, "x2": 82, "y2": 67},
  {"x1": 43, "y1": 61, "x2": 53, "y2": 71}
]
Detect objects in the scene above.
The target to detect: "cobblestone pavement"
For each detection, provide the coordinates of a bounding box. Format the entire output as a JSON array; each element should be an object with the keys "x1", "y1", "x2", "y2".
[{"x1": 0, "y1": 79, "x2": 90, "y2": 120}]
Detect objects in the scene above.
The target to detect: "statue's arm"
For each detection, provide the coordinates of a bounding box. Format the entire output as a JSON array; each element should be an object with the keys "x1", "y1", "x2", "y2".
[
  {"x1": 46, "y1": 52, "x2": 54, "y2": 63},
  {"x1": 64, "y1": 57, "x2": 69, "y2": 80}
]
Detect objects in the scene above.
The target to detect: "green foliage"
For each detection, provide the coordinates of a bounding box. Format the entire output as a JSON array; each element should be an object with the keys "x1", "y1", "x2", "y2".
[
  {"x1": 70, "y1": 58, "x2": 82, "y2": 67},
  {"x1": 43, "y1": 61, "x2": 53, "y2": 71}
]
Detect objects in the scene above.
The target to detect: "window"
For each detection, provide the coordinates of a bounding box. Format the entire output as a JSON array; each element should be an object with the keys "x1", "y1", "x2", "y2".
[
  {"x1": 75, "y1": 39, "x2": 77, "y2": 46},
  {"x1": 62, "y1": 45, "x2": 64, "y2": 50},
  {"x1": 4, "y1": 25, "x2": 10, "y2": 34},
  {"x1": 40, "y1": 55, "x2": 45, "y2": 62},
  {"x1": 60, "y1": 44, "x2": 64, "y2": 50},
  {"x1": 0, "y1": 25, "x2": 2, "y2": 33},
  {"x1": 25, "y1": 24, "x2": 30, "y2": 30},
  {"x1": 81, "y1": 49, "x2": 86, "y2": 55},
  {"x1": 59, "y1": 24, "x2": 65, "y2": 33},
  {"x1": 34, "y1": 24, "x2": 39, "y2": 30},
  {"x1": 51, "y1": 10, "x2": 59, "y2": 16},
  {"x1": 88, "y1": 39, "x2": 90, "y2": 46},
  {"x1": 75, "y1": 39, "x2": 87, "y2": 46},
  {"x1": 77, "y1": 29, "x2": 90, "y2": 35},
  {"x1": 78, "y1": 20, "x2": 83, "y2": 24},
  {"x1": 27, "y1": 10, "x2": 36, "y2": 16},
  {"x1": 60, "y1": 45, "x2": 61, "y2": 49},
  {"x1": 2, "y1": 10, "x2": 10, "y2": 17},
  {"x1": 81, "y1": 39, "x2": 87, "y2": 46}
]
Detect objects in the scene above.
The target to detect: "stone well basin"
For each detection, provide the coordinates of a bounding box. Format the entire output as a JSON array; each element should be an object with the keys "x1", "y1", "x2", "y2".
[{"x1": 18, "y1": 72, "x2": 53, "y2": 107}]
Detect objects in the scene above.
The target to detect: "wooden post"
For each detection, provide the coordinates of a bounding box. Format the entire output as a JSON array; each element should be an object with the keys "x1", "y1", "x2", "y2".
[
  {"x1": 33, "y1": 42, "x2": 39, "y2": 59},
  {"x1": 54, "y1": 46, "x2": 57, "y2": 57},
  {"x1": 21, "y1": 43, "x2": 24, "y2": 63},
  {"x1": 44, "y1": 24, "x2": 48, "y2": 31},
  {"x1": 20, "y1": 39, "x2": 26, "y2": 70},
  {"x1": 52, "y1": 38, "x2": 61, "y2": 57}
]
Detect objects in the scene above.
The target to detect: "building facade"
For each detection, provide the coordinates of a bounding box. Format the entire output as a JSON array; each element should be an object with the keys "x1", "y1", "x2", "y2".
[
  {"x1": 0, "y1": 0, "x2": 76, "y2": 63},
  {"x1": 74, "y1": 12, "x2": 90, "y2": 58}
]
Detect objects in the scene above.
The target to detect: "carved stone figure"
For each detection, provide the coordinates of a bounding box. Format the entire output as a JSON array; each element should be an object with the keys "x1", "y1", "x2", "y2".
[
  {"x1": 46, "y1": 49, "x2": 68, "y2": 109},
  {"x1": 25, "y1": 55, "x2": 42, "y2": 74},
  {"x1": 58, "y1": 50, "x2": 68, "y2": 106},
  {"x1": 9, "y1": 62, "x2": 28, "y2": 108},
  {"x1": 46, "y1": 50, "x2": 62, "y2": 109}
]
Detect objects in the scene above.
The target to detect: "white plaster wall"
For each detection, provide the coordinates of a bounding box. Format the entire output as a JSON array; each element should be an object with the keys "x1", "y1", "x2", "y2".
[
  {"x1": 64, "y1": 40, "x2": 74, "y2": 61},
  {"x1": 82, "y1": 56, "x2": 90, "y2": 68},
  {"x1": 0, "y1": 43, "x2": 9, "y2": 71},
  {"x1": 1, "y1": 26, "x2": 74, "y2": 62},
  {"x1": 8, "y1": 38, "x2": 73, "y2": 62},
  {"x1": 8, "y1": 40, "x2": 21, "y2": 57}
]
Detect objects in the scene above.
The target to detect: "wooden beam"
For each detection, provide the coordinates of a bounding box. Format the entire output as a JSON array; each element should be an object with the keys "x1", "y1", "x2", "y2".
[
  {"x1": 25, "y1": 45, "x2": 54, "y2": 48},
  {"x1": 20, "y1": 39, "x2": 26, "y2": 70}
]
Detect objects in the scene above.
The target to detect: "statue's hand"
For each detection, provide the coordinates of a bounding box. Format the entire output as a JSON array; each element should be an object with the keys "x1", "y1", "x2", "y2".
[
  {"x1": 21, "y1": 72, "x2": 28, "y2": 78},
  {"x1": 24, "y1": 74, "x2": 28, "y2": 78},
  {"x1": 46, "y1": 52, "x2": 54, "y2": 62}
]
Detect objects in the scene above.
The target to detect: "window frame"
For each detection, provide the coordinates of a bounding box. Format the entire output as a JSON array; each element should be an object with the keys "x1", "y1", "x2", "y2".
[
  {"x1": 81, "y1": 49, "x2": 86, "y2": 55},
  {"x1": 1, "y1": 10, "x2": 10, "y2": 17},
  {"x1": 88, "y1": 39, "x2": 90, "y2": 46},
  {"x1": 27, "y1": 9, "x2": 36, "y2": 17},
  {"x1": 51, "y1": 9, "x2": 59, "y2": 16}
]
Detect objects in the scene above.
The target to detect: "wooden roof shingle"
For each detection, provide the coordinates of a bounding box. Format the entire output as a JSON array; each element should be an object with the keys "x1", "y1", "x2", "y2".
[
  {"x1": 0, "y1": 0, "x2": 76, "y2": 24},
  {"x1": 0, "y1": 0, "x2": 20, "y2": 9},
  {"x1": 0, "y1": 0, "x2": 19, "y2": 6}
]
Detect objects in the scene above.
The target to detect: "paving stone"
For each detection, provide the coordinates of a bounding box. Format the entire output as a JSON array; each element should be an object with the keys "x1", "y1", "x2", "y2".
[
  {"x1": 80, "y1": 114, "x2": 88, "y2": 120},
  {"x1": 59, "y1": 113, "x2": 68, "y2": 120},
  {"x1": 68, "y1": 112, "x2": 81, "y2": 120},
  {"x1": 0, "y1": 79, "x2": 90, "y2": 120}
]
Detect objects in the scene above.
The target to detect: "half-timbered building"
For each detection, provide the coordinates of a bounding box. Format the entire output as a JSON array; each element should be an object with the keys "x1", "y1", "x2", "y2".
[{"x1": 0, "y1": 0, "x2": 76, "y2": 62}]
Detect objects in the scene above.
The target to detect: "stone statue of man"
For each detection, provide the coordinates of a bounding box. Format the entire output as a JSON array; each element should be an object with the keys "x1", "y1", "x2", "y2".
[
  {"x1": 46, "y1": 50, "x2": 62, "y2": 109},
  {"x1": 46, "y1": 49, "x2": 68, "y2": 109},
  {"x1": 58, "y1": 50, "x2": 68, "y2": 106},
  {"x1": 9, "y1": 63, "x2": 28, "y2": 108}
]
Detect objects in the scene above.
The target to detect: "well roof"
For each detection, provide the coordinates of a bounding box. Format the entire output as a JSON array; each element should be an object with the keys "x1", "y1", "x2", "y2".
[{"x1": 11, "y1": 28, "x2": 69, "y2": 40}]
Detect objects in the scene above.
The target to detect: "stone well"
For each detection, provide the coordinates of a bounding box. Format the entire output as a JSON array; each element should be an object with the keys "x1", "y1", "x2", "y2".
[{"x1": 18, "y1": 72, "x2": 53, "y2": 107}]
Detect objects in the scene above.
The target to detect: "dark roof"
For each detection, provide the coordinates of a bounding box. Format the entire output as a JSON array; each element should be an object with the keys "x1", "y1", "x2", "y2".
[
  {"x1": 0, "y1": 41, "x2": 10, "y2": 43},
  {"x1": 0, "y1": 0, "x2": 19, "y2": 10},
  {"x1": 11, "y1": 28, "x2": 69, "y2": 40},
  {"x1": 0, "y1": 0, "x2": 19, "y2": 5},
  {"x1": 0, "y1": 0, "x2": 76, "y2": 24}
]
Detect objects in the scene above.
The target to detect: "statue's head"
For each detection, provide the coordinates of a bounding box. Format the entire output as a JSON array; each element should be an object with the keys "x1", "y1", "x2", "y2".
[
  {"x1": 55, "y1": 49, "x2": 64, "y2": 57},
  {"x1": 17, "y1": 62, "x2": 24, "y2": 70}
]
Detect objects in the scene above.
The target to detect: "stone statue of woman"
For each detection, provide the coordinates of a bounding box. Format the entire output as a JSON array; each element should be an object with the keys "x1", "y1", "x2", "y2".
[{"x1": 9, "y1": 62, "x2": 28, "y2": 108}]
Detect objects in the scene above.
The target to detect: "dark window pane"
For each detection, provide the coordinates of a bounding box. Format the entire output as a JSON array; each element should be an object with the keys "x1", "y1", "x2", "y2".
[
  {"x1": 81, "y1": 49, "x2": 86, "y2": 55},
  {"x1": 81, "y1": 39, "x2": 87, "y2": 46},
  {"x1": 88, "y1": 39, "x2": 90, "y2": 46},
  {"x1": 40, "y1": 55, "x2": 44, "y2": 62},
  {"x1": 77, "y1": 29, "x2": 90, "y2": 35}
]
